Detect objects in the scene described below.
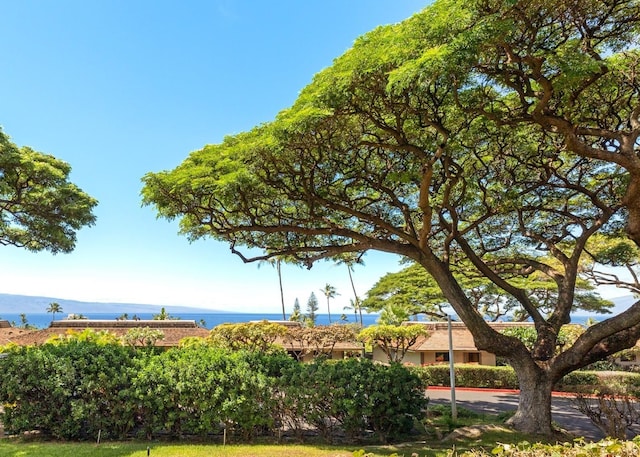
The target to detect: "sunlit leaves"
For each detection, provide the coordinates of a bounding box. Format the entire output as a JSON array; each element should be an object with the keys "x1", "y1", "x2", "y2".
[
  {"x1": 0, "y1": 130, "x2": 97, "y2": 253},
  {"x1": 358, "y1": 323, "x2": 428, "y2": 363}
]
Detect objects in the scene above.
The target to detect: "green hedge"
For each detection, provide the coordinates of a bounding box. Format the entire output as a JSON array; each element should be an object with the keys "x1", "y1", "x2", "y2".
[
  {"x1": 0, "y1": 341, "x2": 139, "y2": 440},
  {"x1": 413, "y1": 364, "x2": 640, "y2": 395},
  {"x1": 556, "y1": 370, "x2": 640, "y2": 395},
  {"x1": 0, "y1": 342, "x2": 424, "y2": 443},
  {"x1": 414, "y1": 364, "x2": 519, "y2": 389}
]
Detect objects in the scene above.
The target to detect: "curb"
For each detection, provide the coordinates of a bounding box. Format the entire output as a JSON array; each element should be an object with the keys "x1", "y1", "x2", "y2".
[{"x1": 426, "y1": 385, "x2": 580, "y2": 398}]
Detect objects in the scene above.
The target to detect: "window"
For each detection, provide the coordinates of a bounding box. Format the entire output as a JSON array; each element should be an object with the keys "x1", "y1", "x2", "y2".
[
  {"x1": 466, "y1": 352, "x2": 480, "y2": 363},
  {"x1": 435, "y1": 352, "x2": 449, "y2": 362}
]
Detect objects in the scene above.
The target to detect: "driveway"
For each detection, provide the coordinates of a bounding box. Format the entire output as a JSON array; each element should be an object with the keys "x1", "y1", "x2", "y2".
[{"x1": 426, "y1": 387, "x2": 604, "y2": 441}]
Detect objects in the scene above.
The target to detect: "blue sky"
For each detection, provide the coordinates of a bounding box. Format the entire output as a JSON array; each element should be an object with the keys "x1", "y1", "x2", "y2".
[{"x1": 0, "y1": 1, "x2": 428, "y2": 313}]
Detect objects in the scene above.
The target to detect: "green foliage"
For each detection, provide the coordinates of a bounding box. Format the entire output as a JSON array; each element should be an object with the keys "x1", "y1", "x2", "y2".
[
  {"x1": 461, "y1": 437, "x2": 640, "y2": 456},
  {"x1": 414, "y1": 365, "x2": 640, "y2": 396},
  {"x1": 556, "y1": 371, "x2": 600, "y2": 391},
  {"x1": 284, "y1": 324, "x2": 361, "y2": 361},
  {"x1": 152, "y1": 307, "x2": 179, "y2": 320},
  {"x1": 0, "y1": 341, "x2": 423, "y2": 444},
  {"x1": 0, "y1": 341, "x2": 139, "y2": 439},
  {"x1": 279, "y1": 359, "x2": 426, "y2": 443},
  {"x1": 320, "y1": 283, "x2": 339, "y2": 323},
  {"x1": 0, "y1": 129, "x2": 97, "y2": 253},
  {"x1": 306, "y1": 292, "x2": 320, "y2": 325},
  {"x1": 208, "y1": 320, "x2": 287, "y2": 352},
  {"x1": 415, "y1": 364, "x2": 519, "y2": 390},
  {"x1": 500, "y1": 325, "x2": 585, "y2": 355},
  {"x1": 46, "y1": 302, "x2": 63, "y2": 321},
  {"x1": 290, "y1": 298, "x2": 302, "y2": 322},
  {"x1": 138, "y1": 0, "x2": 640, "y2": 435},
  {"x1": 46, "y1": 328, "x2": 121, "y2": 345},
  {"x1": 358, "y1": 324, "x2": 427, "y2": 363},
  {"x1": 133, "y1": 346, "x2": 279, "y2": 440},
  {"x1": 122, "y1": 326, "x2": 165, "y2": 347},
  {"x1": 363, "y1": 264, "x2": 444, "y2": 314}
]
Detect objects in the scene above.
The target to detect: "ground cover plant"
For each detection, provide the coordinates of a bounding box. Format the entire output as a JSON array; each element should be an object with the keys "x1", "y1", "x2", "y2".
[{"x1": 4, "y1": 435, "x2": 639, "y2": 457}]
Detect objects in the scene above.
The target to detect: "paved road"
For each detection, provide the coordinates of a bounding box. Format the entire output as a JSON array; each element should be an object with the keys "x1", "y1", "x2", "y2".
[{"x1": 426, "y1": 387, "x2": 604, "y2": 441}]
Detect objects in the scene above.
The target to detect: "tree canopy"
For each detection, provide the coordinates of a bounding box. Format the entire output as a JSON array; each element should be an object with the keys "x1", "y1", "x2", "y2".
[
  {"x1": 0, "y1": 129, "x2": 97, "y2": 253},
  {"x1": 363, "y1": 261, "x2": 614, "y2": 322},
  {"x1": 142, "y1": 0, "x2": 640, "y2": 435},
  {"x1": 358, "y1": 324, "x2": 428, "y2": 363}
]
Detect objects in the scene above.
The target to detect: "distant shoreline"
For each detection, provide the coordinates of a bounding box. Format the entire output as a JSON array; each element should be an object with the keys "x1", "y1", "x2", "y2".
[
  {"x1": 0, "y1": 292, "x2": 230, "y2": 315},
  {"x1": 0, "y1": 312, "x2": 380, "y2": 330}
]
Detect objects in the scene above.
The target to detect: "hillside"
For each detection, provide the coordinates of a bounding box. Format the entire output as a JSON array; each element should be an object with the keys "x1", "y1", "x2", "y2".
[{"x1": 0, "y1": 293, "x2": 217, "y2": 315}]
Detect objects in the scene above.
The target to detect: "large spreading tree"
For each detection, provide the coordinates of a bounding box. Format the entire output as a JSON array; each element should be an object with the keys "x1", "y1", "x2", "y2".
[
  {"x1": 0, "y1": 129, "x2": 97, "y2": 253},
  {"x1": 142, "y1": 0, "x2": 640, "y2": 435},
  {"x1": 362, "y1": 261, "x2": 612, "y2": 323}
]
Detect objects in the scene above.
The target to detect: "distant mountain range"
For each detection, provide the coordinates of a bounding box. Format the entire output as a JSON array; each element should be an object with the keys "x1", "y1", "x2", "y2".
[
  {"x1": 0, "y1": 293, "x2": 218, "y2": 315},
  {"x1": 0, "y1": 292, "x2": 636, "y2": 319},
  {"x1": 606, "y1": 294, "x2": 638, "y2": 315}
]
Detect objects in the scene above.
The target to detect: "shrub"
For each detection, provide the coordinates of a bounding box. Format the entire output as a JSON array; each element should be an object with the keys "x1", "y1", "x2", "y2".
[
  {"x1": 414, "y1": 365, "x2": 518, "y2": 389},
  {"x1": 364, "y1": 362, "x2": 427, "y2": 442},
  {"x1": 133, "y1": 346, "x2": 278, "y2": 440},
  {"x1": 555, "y1": 371, "x2": 640, "y2": 395},
  {"x1": 280, "y1": 359, "x2": 426, "y2": 443},
  {"x1": 0, "y1": 341, "x2": 139, "y2": 439},
  {"x1": 0, "y1": 342, "x2": 428, "y2": 444}
]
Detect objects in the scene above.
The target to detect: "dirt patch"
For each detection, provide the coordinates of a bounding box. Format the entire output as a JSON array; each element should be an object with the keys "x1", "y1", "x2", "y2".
[{"x1": 443, "y1": 424, "x2": 512, "y2": 442}]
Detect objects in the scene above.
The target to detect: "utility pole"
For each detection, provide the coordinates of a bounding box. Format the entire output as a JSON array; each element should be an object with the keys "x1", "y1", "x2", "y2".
[{"x1": 448, "y1": 314, "x2": 457, "y2": 421}]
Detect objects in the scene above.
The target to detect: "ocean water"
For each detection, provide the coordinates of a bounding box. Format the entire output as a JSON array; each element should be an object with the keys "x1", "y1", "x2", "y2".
[
  {"x1": 0, "y1": 312, "x2": 380, "y2": 330},
  {"x1": 1, "y1": 311, "x2": 600, "y2": 331}
]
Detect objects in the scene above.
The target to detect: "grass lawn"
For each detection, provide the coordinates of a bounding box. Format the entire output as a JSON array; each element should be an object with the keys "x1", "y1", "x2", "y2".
[
  {"x1": 0, "y1": 429, "x2": 534, "y2": 457},
  {"x1": 0, "y1": 406, "x2": 545, "y2": 457},
  {"x1": 0, "y1": 440, "x2": 492, "y2": 457}
]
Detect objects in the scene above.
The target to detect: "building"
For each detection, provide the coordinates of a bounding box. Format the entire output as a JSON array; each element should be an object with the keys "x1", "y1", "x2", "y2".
[
  {"x1": 6, "y1": 319, "x2": 210, "y2": 347},
  {"x1": 371, "y1": 321, "x2": 538, "y2": 366},
  {"x1": 0, "y1": 320, "x2": 34, "y2": 346}
]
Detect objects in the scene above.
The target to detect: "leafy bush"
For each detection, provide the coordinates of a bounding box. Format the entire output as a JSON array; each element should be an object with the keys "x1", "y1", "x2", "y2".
[
  {"x1": 414, "y1": 364, "x2": 519, "y2": 389},
  {"x1": 555, "y1": 370, "x2": 601, "y2": 393},
  {"x1": 556, "y1": 371, "x2": 640, "y2": 395},
  {"x1": 0, "y1": 342, "x2": 426, "y2": 444},
  {"x1": 133, "y1": 346, "x2": 278, "y2": 440},
  {"x1": 280, "y1": 359, "x2": 426, "y2": 443},
  {"x1": 364, "y1": 362, "x2": 427, "y2": 442},
  {"x1": 414, "y1": 364, "x2": 640, "y2": 396},
  {"x1": 0, "y1": 341, "x2": 139, "y2": 439}
]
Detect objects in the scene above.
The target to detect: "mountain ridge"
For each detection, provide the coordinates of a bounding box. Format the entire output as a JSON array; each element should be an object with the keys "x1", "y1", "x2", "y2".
[{"x1": 0, "y1": 293, "x2": 220, "y2": 315}]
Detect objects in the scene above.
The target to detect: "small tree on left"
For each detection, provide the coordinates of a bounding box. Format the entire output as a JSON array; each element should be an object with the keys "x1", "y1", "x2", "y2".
[{"x1": 0, "y1": 130, "x2": 98, "y2": 253}]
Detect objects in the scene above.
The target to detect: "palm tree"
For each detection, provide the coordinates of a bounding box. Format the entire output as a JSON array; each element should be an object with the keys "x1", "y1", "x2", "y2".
[
  {"x1": 320, "y1": 283, "x2": 339, "y2": 324},
  {"x1": 259, "y1": 256, "x2": 287, "y2": 319},
  {"x1": 275, "y1": 258, "x2": 285, "y2": 319},
  {"x1": 46, "y1": 302, "x2": 63, "y2": 322},
  {"x1": 344, "y1": 299, "x2": 359, "y2": 325},
  {"x1": 346, "y1": 263, "x2": 363, "y2": 326}
]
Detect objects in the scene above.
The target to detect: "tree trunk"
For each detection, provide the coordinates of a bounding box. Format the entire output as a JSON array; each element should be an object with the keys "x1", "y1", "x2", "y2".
[
  {"x1": 346, "y1": 265, "x2": 362, "y2": 326},
  {"x1": 624, "y1": 174, "x2": 640, "y2": 248},
  {"x1": 277, "y1": 259, "x2": 285, "y2": 320},
  {"x1": 507, "y1": 364, "x2": 554, "y2": 435}
]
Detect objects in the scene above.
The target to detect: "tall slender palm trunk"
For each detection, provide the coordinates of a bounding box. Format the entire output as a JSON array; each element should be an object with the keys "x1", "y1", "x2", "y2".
[{"x1": 277, "y1": 259, "x2": 285, "y2": 320}]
